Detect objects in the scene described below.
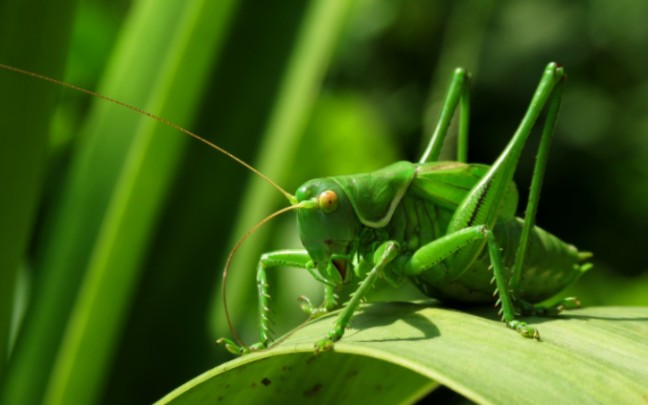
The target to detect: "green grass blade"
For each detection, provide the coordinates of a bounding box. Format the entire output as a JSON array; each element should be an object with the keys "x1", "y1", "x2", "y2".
[
  {"x1": 100, "y1": 3, "x2": 323, "y2": 400},
  {"x1": 0, "y1": 0, "x2": 77, "y2": 386},
  {"x1": 41, "y1": 1, "x2": 239, "y2": 404},
  {"x1": 159, "y1": 304, "x2": 648, "y2": 404},
  {"x1": 422, "y1": 0, "x2": 495, "y2": 155},
  {"x1": 1, "y1": 0, "x2": 239, "y2": 404}
]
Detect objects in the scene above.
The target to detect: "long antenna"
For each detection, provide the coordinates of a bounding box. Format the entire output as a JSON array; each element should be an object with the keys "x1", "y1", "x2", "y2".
[
  {"x1": 0, "y1": 63, "x2": 296, "y2": 203},
  {"x1": 1, "y1": 62, "x2": 302, "y2": 350},
  {"x1": 221, "y1": 204, "x2": 301, "y2": 348}
]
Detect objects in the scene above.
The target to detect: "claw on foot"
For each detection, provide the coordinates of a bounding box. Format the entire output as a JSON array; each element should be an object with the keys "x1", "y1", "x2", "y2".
[
  {"x1": 314, "y1": 328, "x2": 341, "y2": 353},
  {"x1": 217, "y1": 338, "x2": 268, "y2": 356},
  {"x1": 298, "y1": 295, "x2": 316, "y2": 315},
  {"x1": 314, "y1": 338, "x2": 335, "y2": 353},
  {"x1": 556, "y1": 297, "x2": 581, "y2": 311},
  {"x1": 298, "y1": 295, "x2": 328, "y2": 318},
  {"x1": 508, "y1": 320, "x2": 541, "y2": 340},
  {"x1": 216, "y1": 337, "x2": 250, "y2": 355}
]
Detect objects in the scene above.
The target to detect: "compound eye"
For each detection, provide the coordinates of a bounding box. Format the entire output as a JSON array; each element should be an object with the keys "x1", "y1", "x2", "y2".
[{"x1": 318, "y1": 190, "x2": 338, "y2": 213}]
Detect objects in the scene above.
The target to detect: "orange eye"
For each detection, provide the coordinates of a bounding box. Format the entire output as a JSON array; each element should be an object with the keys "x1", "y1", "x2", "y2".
[{"x1": 318, "y1": 190, "x2": 338, "y2": 213}]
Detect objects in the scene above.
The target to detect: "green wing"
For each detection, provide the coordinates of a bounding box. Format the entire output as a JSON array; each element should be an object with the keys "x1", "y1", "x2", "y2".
[
  {"x1": 410, "y1": 162, "x2": 519, "y2": 222},
  {"x1": 333, "y1": 161, "x2": 518, "y2": 229}
]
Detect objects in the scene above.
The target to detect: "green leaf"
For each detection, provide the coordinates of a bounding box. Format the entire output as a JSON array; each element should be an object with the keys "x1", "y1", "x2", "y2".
[{"x1": 158, "y1": 303, "x2": 648, "y2": 404}]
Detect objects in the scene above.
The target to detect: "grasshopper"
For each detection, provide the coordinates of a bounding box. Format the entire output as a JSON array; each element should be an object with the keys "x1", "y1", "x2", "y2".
[
  {"x1": 218, "y1": 62, "x2": 592, "y2": 354},
  {"x1": 1, "y1": 62, "x2": 591, "y2": 356}
]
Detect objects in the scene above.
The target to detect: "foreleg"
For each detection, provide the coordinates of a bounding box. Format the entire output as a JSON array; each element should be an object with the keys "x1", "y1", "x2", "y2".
[{"x1": 218, "y1": 249, "x2": 312, "y2": 354}]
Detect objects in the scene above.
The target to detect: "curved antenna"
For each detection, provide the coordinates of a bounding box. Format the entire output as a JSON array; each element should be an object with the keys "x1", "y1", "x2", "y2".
[
  {"x1": 1, "y1": 62, "x2": 305, "y2": 350},
  {"x1": 222, "y1": 204, "x2": 301, "y2": 348},
  {"x1": 0, "y1": 63, "x2": 296, "y2": 203}
]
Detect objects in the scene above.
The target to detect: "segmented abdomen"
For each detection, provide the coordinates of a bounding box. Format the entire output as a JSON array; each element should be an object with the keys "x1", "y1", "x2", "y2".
[
  {"x1": 385, "y1": 193, "x2": 589, "y2": 303},
  {"x1": 410, "y1": 216, "x2": 589, "y2": 303}
]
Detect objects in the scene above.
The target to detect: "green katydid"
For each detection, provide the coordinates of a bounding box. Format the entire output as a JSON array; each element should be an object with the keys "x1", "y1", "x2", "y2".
[
  {"x1": 218, "y1": 62, "x2": 592, "y2": 354},
  {"x1": 0, "y1": 61, "x2": 592, "y2": 357}
]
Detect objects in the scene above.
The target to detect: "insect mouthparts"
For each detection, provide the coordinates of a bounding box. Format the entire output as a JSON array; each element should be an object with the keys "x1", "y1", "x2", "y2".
[{"x1": 332, "y1": 258, "x2": 347, "y2": 278}]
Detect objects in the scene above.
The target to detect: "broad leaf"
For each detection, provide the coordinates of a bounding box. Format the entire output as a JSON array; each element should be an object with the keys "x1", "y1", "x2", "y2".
[{"x1": 158, "y1": 303, "x2": 648, "y2": 404}]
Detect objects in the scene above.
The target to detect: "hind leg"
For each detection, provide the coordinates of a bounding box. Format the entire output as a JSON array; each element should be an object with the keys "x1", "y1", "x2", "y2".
[{"x1": 518, "y1": 297, "x2": 581, "y2": 317}]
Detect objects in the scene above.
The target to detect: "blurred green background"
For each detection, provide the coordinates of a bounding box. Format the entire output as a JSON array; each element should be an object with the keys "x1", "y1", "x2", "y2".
[{"x1": 1, "y1": 0, "x2": 647, "y2": 403}]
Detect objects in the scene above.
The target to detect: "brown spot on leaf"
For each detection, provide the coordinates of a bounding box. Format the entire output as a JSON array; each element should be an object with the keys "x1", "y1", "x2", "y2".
[{"x1": 303, "y1": 383, "x2": 323, "y2": 398}]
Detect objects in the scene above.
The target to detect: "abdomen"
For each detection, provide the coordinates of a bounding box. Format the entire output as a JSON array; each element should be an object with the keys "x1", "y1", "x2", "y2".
[{"x1": 412, "y1": 218, "x2": 590, "y2": 303}]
